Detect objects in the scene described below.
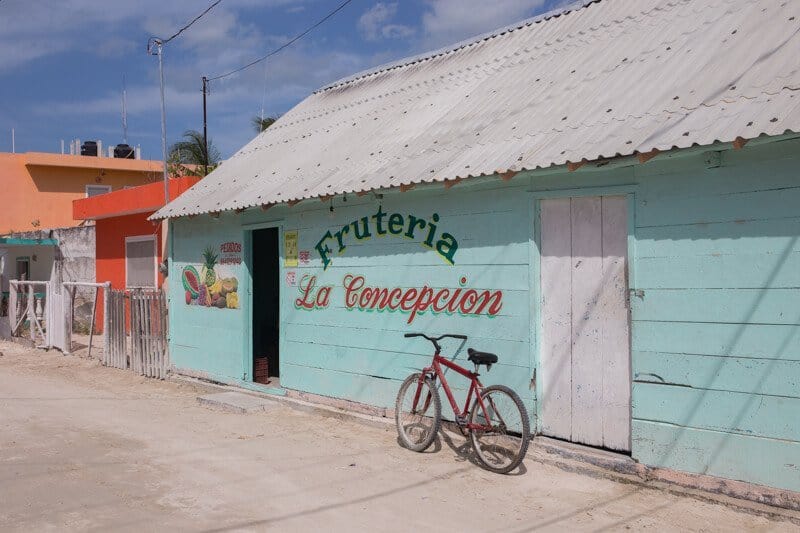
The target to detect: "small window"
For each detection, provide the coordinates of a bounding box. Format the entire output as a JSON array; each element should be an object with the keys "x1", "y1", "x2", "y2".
[
  {"x1": 125, "y1": 236, "x2": 157, "y2": 288},
  {"x1": 86, "y1": 185, "x2": 112, "y2": 197},
  {"x1": 16, "y1": 257, "x2": 30, "y2": 281}
]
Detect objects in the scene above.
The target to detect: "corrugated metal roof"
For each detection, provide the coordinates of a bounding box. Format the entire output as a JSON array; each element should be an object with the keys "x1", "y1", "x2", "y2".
[{"x1": 154, "y1": 0, "x2": 800, "y2": 219}]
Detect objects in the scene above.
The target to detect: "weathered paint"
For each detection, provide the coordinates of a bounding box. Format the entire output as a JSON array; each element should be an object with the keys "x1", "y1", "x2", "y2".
[{"x1": 168, "y1": 137, "x2": 800, "y2": 493}]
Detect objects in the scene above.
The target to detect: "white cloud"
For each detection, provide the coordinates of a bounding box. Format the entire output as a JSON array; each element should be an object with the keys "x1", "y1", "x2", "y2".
[
  {"x1": 420, "y1": 0, "x2": 546, "y2": 50},
  {"x1": 358, "y1": 2, "x2": 415, "y2": 41}
]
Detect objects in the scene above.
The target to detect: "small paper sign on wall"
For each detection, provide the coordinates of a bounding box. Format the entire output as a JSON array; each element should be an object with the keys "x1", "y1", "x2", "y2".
[{"x1": 284, "y1": 230, "x2": 298, "y2": 267}]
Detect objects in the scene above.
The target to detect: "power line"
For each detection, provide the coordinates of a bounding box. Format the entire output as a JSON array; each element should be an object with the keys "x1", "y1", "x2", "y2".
[
  {"x1": 207, "y1": 0, "x2": 355, "y2": 81},
  {"x1": 161, "y1": 0, "x2": 223, "y2": 45}
]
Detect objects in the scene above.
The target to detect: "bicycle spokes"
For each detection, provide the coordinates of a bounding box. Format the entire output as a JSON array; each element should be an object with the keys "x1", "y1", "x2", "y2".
[{"x1": 469, "y1": 387, "x2": 529, "y2": 473}]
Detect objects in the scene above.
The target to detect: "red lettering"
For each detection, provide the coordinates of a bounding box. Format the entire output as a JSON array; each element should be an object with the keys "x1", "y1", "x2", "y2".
[
  {"x1": 387, "y1": 288, "x2": 403, "y2": 309},
  {"x1": 316, "y1": 286, "x2": 331, "y2": 308},
  {"x1": 472, "y1": 290, "x2": 503, "y2": 315},
  {"x1": 400, "y1": 288, "x2": 418, "y2": 311},
  {"x1": 432, "y1": 288, "x2": 450, "y2": 312},
  {"x1": 359, "y1": 288, "x2": 374, "y2": 308},
  {"x1": 343, "y1": 274, "x2": 365, "y2": 308},
  {"x1": 408, "y1": 286, "x2": 434, "y2": 324},
  {"x1": 459, "y1": 289, "x2": 479, "y2": 314},
  {"x1": 295, "y1": 275, "x2": 318, "y2": 309}
]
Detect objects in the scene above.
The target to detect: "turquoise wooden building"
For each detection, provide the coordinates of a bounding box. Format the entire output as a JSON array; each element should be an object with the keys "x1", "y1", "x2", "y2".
[{"x1": 154, "y1": 0, "x2": 800, "y2": 497}]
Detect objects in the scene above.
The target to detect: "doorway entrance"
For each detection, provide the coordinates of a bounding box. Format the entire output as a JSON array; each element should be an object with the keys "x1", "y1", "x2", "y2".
[
  {"x1": 252, "y1": 227, "x2": 280, "y2": 386},
  {"x1": 539, "y1": 195, "x2": 631, "y2": 452}
]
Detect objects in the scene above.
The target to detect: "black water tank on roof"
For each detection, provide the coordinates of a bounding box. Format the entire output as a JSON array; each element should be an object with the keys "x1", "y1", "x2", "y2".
[
  {"x1": 81, "y1": 140, "x2": 98, "y2": 156},
  {"x1": 114, "y1": 143, "x2": 135, "y2": 159}
]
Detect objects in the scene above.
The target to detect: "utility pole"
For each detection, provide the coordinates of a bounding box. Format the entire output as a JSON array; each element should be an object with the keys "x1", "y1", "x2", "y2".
[
  {"x1": 148, "y1": 38, "x2": 169, "y2": 205},
  {"x1": 202, "y1": 76, "x2": 209, "y2": 176}
]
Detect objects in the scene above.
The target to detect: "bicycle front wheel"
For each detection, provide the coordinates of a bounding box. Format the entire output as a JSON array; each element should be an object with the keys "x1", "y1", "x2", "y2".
[
  {"x1": 395, "y1": 373, "x2": 441, "y2": 452},
  {"x1": 469, "y1": 385, "x2": 530, "y2": 474}
]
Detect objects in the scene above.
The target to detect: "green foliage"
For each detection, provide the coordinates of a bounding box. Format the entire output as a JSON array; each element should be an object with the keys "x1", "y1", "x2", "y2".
[
  {"x1": 168, "y1": 129, "x2": 221, "y2": 177},
  {"x1": 252, "y1": 115, "x2": 277, "y2": 134}
]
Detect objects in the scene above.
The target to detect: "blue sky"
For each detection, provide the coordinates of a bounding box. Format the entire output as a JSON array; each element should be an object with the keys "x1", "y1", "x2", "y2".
[{"x1": 0, "y1": 0, "x2": 569, "y2": 159}]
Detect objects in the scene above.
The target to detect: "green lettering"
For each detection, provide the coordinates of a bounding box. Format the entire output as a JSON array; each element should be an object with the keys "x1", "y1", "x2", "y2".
[
  {"x1": 436, "y1": 232, "x2": 458, "y2": 265},
  {"x1": 351, "y1": 216, "x2": 372, "y2": 240},
  {"x1": 424, "y1": 213, "x2": 440, "y2": 247},
  {"x1": 372, "y1": 205, "x2": 388, "y2": 235},
  {"x1": 405, "y1": 215, "x2": 426, "y2": 239},
  {"x1": 334, "y1": 225, "x2": 350, "y2": 253},
  {"x1": 388, "y1": 213, "x2": 404, "y2": 235}
]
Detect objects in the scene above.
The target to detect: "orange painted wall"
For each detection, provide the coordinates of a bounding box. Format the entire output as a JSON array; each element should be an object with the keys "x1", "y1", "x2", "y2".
[
  {"x1": 94, "y1": 213, "x2": 164, "y2": 328},
  {"x1": 1, "y1": 152, "x2": 164, "y2": 233},
  {"x1": 83, "y1": 177, "x2": 201, "y2": 329}
]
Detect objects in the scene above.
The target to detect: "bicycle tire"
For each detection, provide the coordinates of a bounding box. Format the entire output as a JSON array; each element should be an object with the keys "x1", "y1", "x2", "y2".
[
  {"x1": 395, "y1": 373, "x2": 441, "y2": 452},
  {"x1": 468, "y1": 384, "x2": 530, "y2": 474}
]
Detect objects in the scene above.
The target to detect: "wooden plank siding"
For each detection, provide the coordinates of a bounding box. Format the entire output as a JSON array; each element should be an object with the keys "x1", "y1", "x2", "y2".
[
  {"x1": 628, "y1": 140, "x2": 800, "y2": 492},
  {"x1": 167, "y1": 136, "x2": 800, "y2": 492}
]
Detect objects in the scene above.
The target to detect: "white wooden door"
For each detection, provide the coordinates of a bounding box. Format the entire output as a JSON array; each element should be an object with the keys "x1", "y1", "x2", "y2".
[{"x1": 539, "y1": 195, "x2": 631, "y2": 452}]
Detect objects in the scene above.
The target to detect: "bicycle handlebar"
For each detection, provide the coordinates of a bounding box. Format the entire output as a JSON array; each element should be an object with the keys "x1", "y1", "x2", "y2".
[
  {"x1": 404, "y1": 332, "x2": 467, "y2": 352},
  {"x1": 404, "y1": 333, "x2": 467, "y2": 341}
]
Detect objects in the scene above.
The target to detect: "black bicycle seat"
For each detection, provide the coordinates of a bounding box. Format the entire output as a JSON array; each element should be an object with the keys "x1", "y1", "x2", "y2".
[{"x1": 467, "y1": 348, "x2": 498, "y2": 366}]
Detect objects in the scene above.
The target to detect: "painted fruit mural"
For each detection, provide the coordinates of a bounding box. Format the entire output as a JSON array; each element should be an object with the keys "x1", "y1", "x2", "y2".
[{"x1": 182, "y1": 242, "x2": 240, "y2": 309}]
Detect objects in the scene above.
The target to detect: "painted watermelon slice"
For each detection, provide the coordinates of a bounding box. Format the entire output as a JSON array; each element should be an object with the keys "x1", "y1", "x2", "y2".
[{"x1": 182, "y1": 266, "x2": 201, "y2": 298}]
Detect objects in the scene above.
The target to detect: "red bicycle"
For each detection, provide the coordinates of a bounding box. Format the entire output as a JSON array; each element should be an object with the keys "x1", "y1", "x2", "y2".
[{"x1": 395, "y1": 333, "x2": 530, "y2": 474}]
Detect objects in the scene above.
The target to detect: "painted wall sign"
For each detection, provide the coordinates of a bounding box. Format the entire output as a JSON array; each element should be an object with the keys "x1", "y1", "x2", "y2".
[
  {"x1": 284, "y1": 230, "x2": 298, "y2": 267},
  {"x1": 219, "y1": 241, "x2": 242, "y2": 265},
  {"x1": 181, "y1": 243, "x2": 240, "y2": 309},
  {"x1": 315, "y1": 206, "x2": 458, "y2": 269},
  {"x1": 295, "y1": 274, "x2": 503, "y2": 324}
]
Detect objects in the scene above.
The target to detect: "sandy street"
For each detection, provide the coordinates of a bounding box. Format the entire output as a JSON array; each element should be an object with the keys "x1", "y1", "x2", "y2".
[{"x1": 0, "y1": 340, "x2": 797, "y2": 532}]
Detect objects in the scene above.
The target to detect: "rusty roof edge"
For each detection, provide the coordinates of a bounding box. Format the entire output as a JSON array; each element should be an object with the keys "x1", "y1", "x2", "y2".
[{"x1": 149, "y1": 131, "x2": 800, "y2": 221}]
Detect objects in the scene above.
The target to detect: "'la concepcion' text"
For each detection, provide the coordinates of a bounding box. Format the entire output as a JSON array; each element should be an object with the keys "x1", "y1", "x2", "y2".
[{"x1": 294, "y1": 274, "x2": 503, "y2": 324}]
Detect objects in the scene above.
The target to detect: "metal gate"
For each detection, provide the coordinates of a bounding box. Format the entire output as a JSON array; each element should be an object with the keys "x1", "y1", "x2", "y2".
[{"x1": 129, "y1": 289, "x2": 168, "y2": 379}]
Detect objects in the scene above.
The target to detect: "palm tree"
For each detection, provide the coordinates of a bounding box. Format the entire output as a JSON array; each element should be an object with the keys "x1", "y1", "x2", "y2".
[
  {"x1": 168, "y1": 130, "x2": 221, "y2": 177},
  {"x1": 252, "y1": 115, "x2": 277, "y2": 134}
]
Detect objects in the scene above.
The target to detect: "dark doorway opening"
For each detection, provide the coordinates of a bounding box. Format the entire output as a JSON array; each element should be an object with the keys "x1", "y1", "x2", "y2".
[{"x1": 252, "y1": 227, "x2": 280, "y2": 385}]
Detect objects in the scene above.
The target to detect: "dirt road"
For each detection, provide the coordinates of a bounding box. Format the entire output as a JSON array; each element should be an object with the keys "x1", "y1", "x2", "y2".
[{"x1": 0, "y1": 340, "x2": 796, "y2": 532}]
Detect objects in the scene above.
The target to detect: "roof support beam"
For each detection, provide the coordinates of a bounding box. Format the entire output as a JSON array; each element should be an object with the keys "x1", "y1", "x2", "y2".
[
  {"x1": 261, "y1": 203, "x2": 275, "y2": 211},
  {"x1": 209, "y1": 211, "x2": 220, "y2": 219},
  {"x1": 286, "y1": 200, "x2": 301, "y2": 207},
  {"x1": 399, "y1": 183, "x2": 415, "y2": 192}
]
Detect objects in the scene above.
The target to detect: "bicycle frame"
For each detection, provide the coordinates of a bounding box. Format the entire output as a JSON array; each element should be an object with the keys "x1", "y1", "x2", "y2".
[{"x1": 413, "y1": 352, "x2": 494, "y2": 431}]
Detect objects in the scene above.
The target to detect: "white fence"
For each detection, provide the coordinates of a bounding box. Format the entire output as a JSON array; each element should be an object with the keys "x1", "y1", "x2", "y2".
[{"x1": 4, "y1": 281, "x2": 168, "y2": 380}]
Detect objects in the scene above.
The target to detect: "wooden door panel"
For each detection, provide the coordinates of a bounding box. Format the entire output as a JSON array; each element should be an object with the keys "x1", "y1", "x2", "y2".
[
  {"x1": 600, "y1": 196, "x2": 631, "y2": 451},
  {"x1": 570, "y1": 197, "x2": 604, "y2": 447},
  {"x1": 540, "y1": 198, "x2": 573, "y2": 440},
  {"x1": 539, "y1": 195, "x2": 631, "y2": 451}
]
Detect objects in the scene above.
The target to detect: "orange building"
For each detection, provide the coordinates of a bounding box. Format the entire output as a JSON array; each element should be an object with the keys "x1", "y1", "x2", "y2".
[
  {"x1": 1, "y1": 151, "x2": 166, "y2": 233},
  {"x1": 72, "y1": 177, "x2": 200, "y2": 326}
]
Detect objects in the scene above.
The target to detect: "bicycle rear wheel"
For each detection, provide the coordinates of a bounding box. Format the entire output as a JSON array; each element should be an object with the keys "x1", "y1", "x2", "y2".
[
  {"x1": 469, "y1": 385, "x2": 530, "y2": 474},
  {"x1": 395, "y1": 373, "x2": 441, "y2": 452}
]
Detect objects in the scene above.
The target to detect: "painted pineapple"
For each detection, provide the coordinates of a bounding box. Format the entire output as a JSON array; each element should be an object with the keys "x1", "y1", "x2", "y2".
[{"x1": 201, "y1": 246, "x2": 218, "y2": 287}]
